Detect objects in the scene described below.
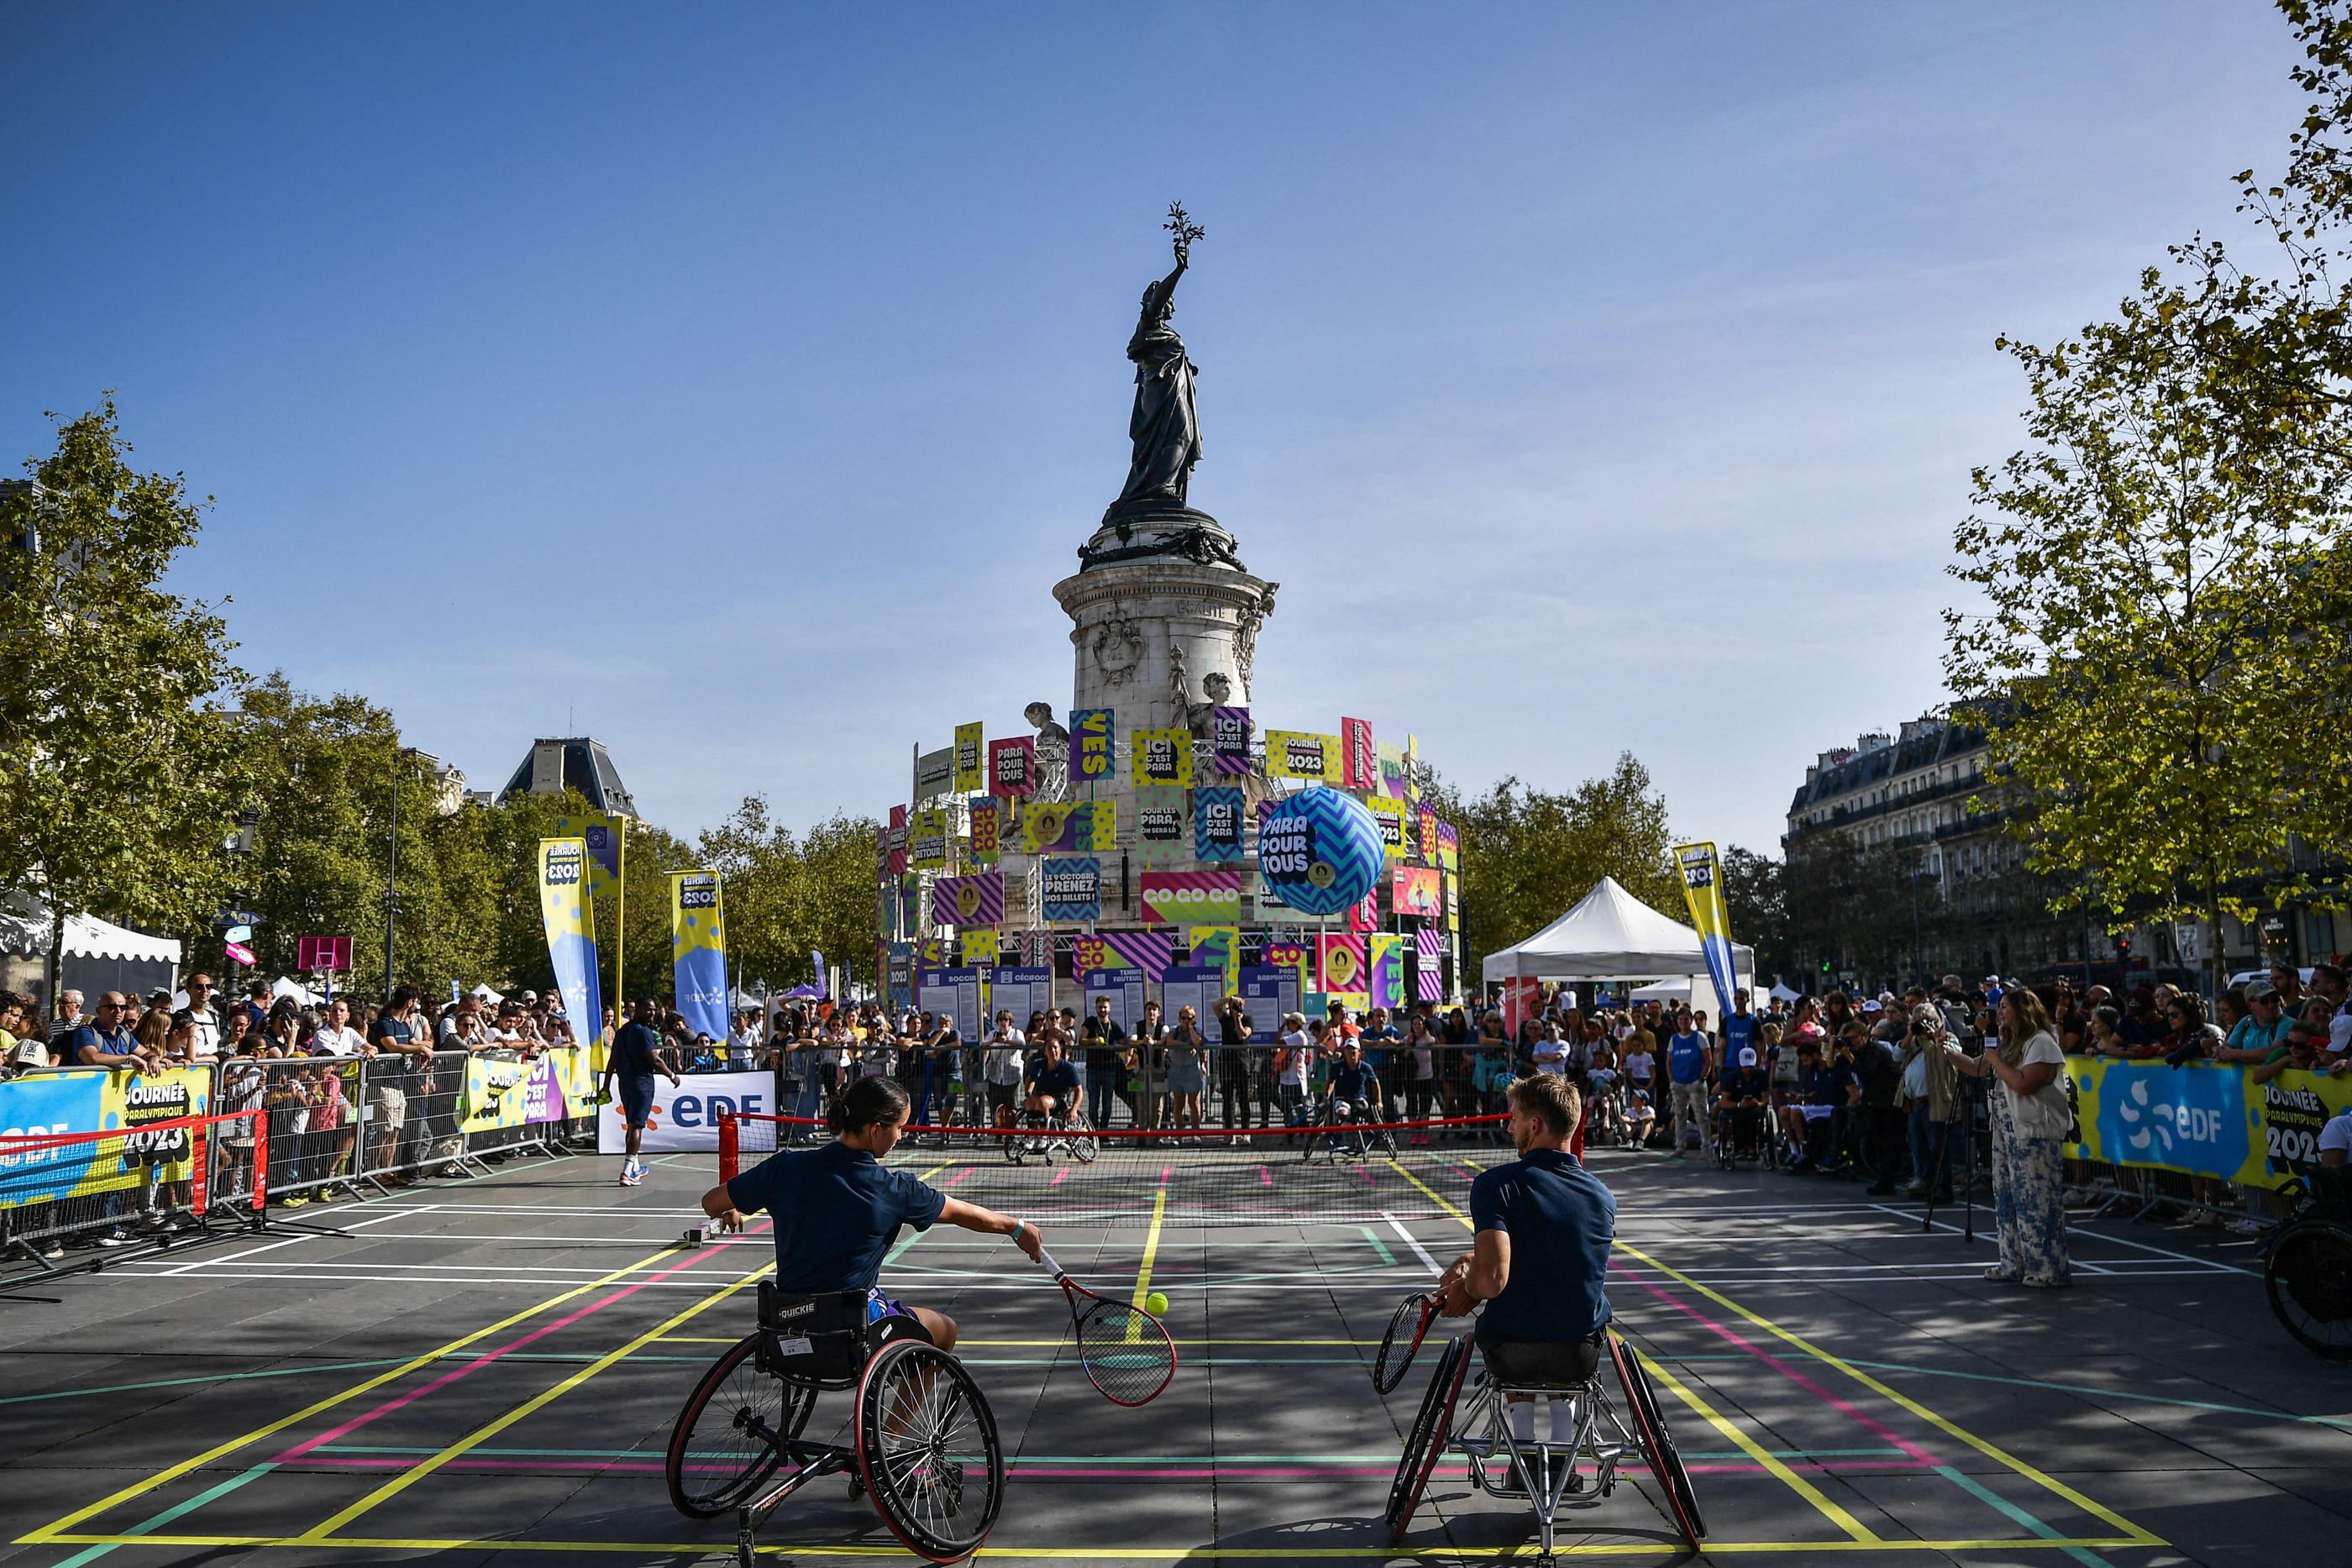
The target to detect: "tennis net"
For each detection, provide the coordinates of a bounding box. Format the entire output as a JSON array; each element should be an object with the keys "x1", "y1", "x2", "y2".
[{"x1": 718, "y1": 1110, "x2": 1511, "y2": 1223}]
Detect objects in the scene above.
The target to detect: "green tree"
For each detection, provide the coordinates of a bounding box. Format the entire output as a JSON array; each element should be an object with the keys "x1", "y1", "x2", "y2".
[
  {"x1": 0, "y1": 401, "x2": 249, "y2": 1004},
  {"x1": 1425, "y1": 753, "x2": 1678, "y2": 985},
  {"x1": 699, "y1": 795, "x2": 804, "y2": 992},
  {"x1": 1719, "y1": 846, "x2": 1790, "y2": 983}
]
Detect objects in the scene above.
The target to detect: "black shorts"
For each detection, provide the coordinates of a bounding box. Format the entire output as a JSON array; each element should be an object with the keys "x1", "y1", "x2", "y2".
[{"x1": 1479, "y1": 1331, "x2": 1606, "y2": 1388}]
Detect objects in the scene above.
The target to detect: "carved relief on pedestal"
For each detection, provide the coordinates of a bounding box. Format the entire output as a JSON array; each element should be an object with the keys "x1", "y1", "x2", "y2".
[{"x1": 1091, "y1": 607, "x2": 1144, "y2": 689}]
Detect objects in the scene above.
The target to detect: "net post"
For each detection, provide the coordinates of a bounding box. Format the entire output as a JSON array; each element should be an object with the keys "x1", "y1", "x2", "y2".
[
  {"x1": 251, "y1": 1114, "x2": 270, "y2": 1230},
  {"x1": 718, "y1": 1112, "x2": 738, "y2": 1184}
]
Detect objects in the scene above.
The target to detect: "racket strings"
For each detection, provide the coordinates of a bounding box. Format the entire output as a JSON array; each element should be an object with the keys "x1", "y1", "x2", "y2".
[{"x1": 1074, "y1": 1300, "x2": 1175, "y2": 1405}]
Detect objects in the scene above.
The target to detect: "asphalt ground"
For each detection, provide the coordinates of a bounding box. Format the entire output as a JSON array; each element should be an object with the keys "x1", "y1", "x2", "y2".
[{"x1": 0, "y1": 1140, "x2": 2345, "y2": 1567}]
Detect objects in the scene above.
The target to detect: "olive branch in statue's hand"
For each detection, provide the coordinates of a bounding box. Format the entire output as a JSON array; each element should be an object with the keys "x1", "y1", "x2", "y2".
[{"x1": 1166, "y1": 202, "x2": 1205, "y2": 265}]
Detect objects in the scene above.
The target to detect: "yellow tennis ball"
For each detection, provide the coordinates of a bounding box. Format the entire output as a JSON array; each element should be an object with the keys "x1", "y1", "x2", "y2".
[{"x1": 1145, "y1": 1291, "x2": 1170, "y2": 1316}]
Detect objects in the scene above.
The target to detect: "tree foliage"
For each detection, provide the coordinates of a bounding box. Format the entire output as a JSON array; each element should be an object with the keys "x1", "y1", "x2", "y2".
[
  {"x1": 0, "y1": 401, "x2": 250, "y2": 1000},
  {"x1": 1424, "y1": 753, "x2": 1678, "y2": 984}
]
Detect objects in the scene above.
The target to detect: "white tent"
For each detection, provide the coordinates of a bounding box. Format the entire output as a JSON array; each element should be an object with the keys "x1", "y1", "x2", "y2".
[
  {"x1": 470, "y1": 983, "x2": 504, "y2": 1004},
  {"x1": 1630, "y1": 978, "x2": 1692, "y2": 1002},
  {"x1": 1768, "y1": 981, "x2": 1803, "y2": 1004},
  {"x1": 1480, "y1": 877, "x2": 1755, "y2": 996},
  {"x1": 0, "y1": 892, "x2": 183, "y2": 967}
]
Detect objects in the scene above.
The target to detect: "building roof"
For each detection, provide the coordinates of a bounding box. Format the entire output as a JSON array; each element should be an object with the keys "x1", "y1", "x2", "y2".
[
  {"x1": 1785, "y1": 719, "x2": 1985, "y2": 819},
  {"x1": 496, "y1": 737, "x2": 639, "y2": 818}
]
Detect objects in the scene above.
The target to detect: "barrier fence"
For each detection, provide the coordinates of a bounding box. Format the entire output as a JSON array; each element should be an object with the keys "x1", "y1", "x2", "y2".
[
  {"x1": 1, "y1": 1046, "x2": 601, "y2": 1263},
  {"x1": 2061, "y1": 1055, "x2": 2352, "y2": 1193}
]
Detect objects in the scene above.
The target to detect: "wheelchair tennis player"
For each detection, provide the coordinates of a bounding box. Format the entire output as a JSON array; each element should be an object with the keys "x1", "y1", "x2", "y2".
[
  {"x1": 1435, "y1": 1072, "x2": 1616, "y2": 1490},
  {"x1": 701, "y1": 1076, "x2": 1043, "y2": 1350}
]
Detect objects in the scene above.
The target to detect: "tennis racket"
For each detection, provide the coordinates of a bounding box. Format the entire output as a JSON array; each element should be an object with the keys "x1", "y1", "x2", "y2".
[
  {"x1": 1034, "y1": 1247, "x2": 1178, "y2": 1407},
  {"x1": 1371, "y1": 1290, "x2": 1439, "y2": 1394}
]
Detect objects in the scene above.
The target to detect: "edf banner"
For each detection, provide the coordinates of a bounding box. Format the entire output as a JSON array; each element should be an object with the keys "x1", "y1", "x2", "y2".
[
  {"x1": 1673, "y1": 842, "x2": 1738, "y2": 1025},
  {"x1": 669, "y1": 870, "x2": 728, "y2": 1041},
  {"x1": 538, "y1": 839, "x2": 604, "y2": 1049}
]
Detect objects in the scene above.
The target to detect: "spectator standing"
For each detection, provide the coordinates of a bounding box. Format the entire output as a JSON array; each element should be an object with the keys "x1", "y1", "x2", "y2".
[
  {"x1": 1214, "y1": 995, "x2": 1255, "y2": 1140},
  {"x1": 48, "y1": 989, "x2": 84, "y2": 1051},
  {"x1": 181, "y1": 974, "x2": 223, "y2": 1064},
  {"x1": 1898, "y1": 1004, "x2": 1959, "y2": 1203},
  {"x1": 984, "y1": 1010, "x2": 1027, "y2": 1129},
  {"x1": 366, "y1": 985, "x2": 433, "y2": 1184},
  {"x1": 1945, "y1": 989, "x2": 2071, "y2": 1287},
  {"x1": 1164, "y1": 1006, "x2": 1209, "y2": 1131},
  {"x1": 1665, "y1": 1009, "x2": 1714, "y2": 1159},
  {"x1": 1275, "y1": 1012, "x2": 1313, "y2": 1131}
]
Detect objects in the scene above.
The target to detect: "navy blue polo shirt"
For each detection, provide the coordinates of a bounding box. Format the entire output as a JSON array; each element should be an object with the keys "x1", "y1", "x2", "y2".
[
  {"x1": 611, "y1": 1020, "x2": 664, "y2": 1080},
  {"x1": 1468, "y1": 1147, "x2": 1615, "y2": 1345},
  {"x1": 1329, "y1": 1061, "x2": 1380, "y2": 1104},
  {"x1": 1027, "y1": 1058, "x2": 1080, "y2": 1103},
  {"x1": 725, "y1": 1141, "x2": 947, "y2": 1293}
]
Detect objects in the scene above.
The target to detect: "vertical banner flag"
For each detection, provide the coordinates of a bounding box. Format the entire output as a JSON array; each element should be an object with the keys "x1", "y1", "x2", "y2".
[
  {"x1": 1318, "y1": 932, "x2": 1368, "y2": 1003},
  {"x1": 1368, "y1": 932, "x2": 1404, "y2": 1011},
  {"x1": 538, "y1": 840, "x2": 604, "y2": 1051},
  {"x1": 1415, "y1": 927, "x2": 1445, "y2": 1001},
  {"x1": 1444, "y1": 872, "x2": 1459, "y2": 931},
  {"x1": 969, "y1": 797, "x2": 1000, "y2": 865},
  {"x1": 1211, "y1": 706, "x2": 1252, "y2": 774},
  {"x1": 932, "y1": 870, "x2": 1005, "y2": 928},
  {"x1": 1265, "y1": 730, "x2": 1337, "y2": 781},
  {"x1": 886, "y1": 942, "x2": 914, "y2": 1006},
  {"x1": 1071, "y1": 708, "x2": 1115, "y2": 780},
  {"x1": 919, "y1": 936, "x2": 948, "y2": 969},
  {"x1": 1188, "y1": 925, "x2": 1241, "y2": 992},
  {"x1": 1089, "y1": 797, "x2": 1117, "y2": 852},
  {"x1": 898, "y1": 878, "x2": 921, "y2": 935},
  {"x1": 1367, "y1": 796, "x2": 1408, "y2": 863},
  {"x1": 1263, "y1": 938, "x2": 1315, "y2": 992},
  {"x1": 915, "y1": 746, "x2": 954, "y2": 801},
  {"x1": 1436, "y1": 821, "x2": 1459, "y2": 871},
  {"x1": 1104, "y1": 929, "x2": 1176, "y2": 981},
  {"x1": 887, "y1": 806, "x2": 909, "y2": 876},
  {"x1": 1675, "y1": 842, "x2": 1740, "y2": 1024},
  {"x1": 1131, "y1": 726, "x2": 1194, "y2": 789},
  {"x1": 910, "y1": 808, "x2": 949, "y2": 871},
  {"x1": 1418, "y1": 806, "x2": 1440, "y2": 864},
  {"x1": 554, "y1": 811, "x2": 623, "y2": 897},
  {"x1": 1136, "y1": 787, "x2": 1188, "y2": 868},
  {"x1": 960, "y1": 929, "x2": 1000, "y2": 968},
  {"x1": 989, "y1": 736, "x2": 1037, "y2": 797},
  {"x1": 669, "y1": 871, "x2": 728, "y2": 1041},
  {"x1": 1040, "y1": 857, "x2": 1102, "y2": 922},
  {"x1": 1346, "y1": 888, "x2": 1380, "y2": 933},
  {"x1": 1194, "y1": 785, "x2": 1244, "y2": 863},
  {"x1": 1341, "y1": 717, "x2": 1377, "y2": 790},
  {"x1": 953, "y1": 722, "x2": 985, "y2": 792},
  {"x1": 1378, "y1": 742, "x2": 1411, "y2": 803}
]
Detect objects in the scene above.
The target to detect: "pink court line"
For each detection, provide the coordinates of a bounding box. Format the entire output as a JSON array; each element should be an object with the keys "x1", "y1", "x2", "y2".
[
  {"x1": 1607, "y1": 1260, "x2": 1939, "y2": 1466},
  {"x1": 1358, "y1": 1167, "x2": 1378, "y2": 1186},
  {"x1": 1258, "y1": 1165, "x2": 1273, "y2": 1187},
  {"x1": 942, "y1": 1167, "x2": 980, "y2": 1188},
  {"x1": 1049, "y1": 1166, "x2": 1072, "y2": 1188},
  {"x1": 271, "y1": 1225, "x2": 765, "y2": 1465},
  {"x1": 1159, "y1": 1165, "x2": 1173, "y2": 1186}
]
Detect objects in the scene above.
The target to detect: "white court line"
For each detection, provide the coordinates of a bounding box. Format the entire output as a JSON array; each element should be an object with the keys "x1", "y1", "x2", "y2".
[
  {"x1": 155, "y1": 1204, "x2": 422, "y2": 1276},
  {"x1": 1868, "y1": 1203, "x2": 2254, "y2": 1277},
  {"x1": 1383, "y1": 1211, "x2": 1441, "y2": 1274}
]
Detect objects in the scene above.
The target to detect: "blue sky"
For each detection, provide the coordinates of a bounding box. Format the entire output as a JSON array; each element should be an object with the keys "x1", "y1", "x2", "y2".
[{"x1": 0, "y1": 3, "x2": 2306, "y2": 856}]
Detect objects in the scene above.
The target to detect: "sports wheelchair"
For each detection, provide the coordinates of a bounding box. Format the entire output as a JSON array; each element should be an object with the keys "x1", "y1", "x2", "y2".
[
  {"x1": 666, "y1": 1282, "x2": 1005, "y2": 1565},
  {"x1": 1300, "y1": 1096, "x2": 1399, "y2": 1163},
  {"x1": 1000, "y1": 1109, "x2": 1100, "y2": 1166},
  {"x1": 1709, "y1": 1095, "x2": 1775, "y2": 1170},
  {"x1": 1387, "y1": 1331, "x2": 1704, "y2": 1563},
  {"x1": 2266, "y1": 1167, "x2": 2352, "y2": 1360}
]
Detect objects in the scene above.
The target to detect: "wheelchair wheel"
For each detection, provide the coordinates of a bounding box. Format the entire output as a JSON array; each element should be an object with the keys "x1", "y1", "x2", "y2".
[
  {"x1": 1385, "y1": 1332, "x2": 1473, "y2": 1544},
  {"x1": 2266, "y1": 1219, "x2": 2352, "y2": 1360},
  {"x1": 855, "y1": 1339, "x2": 1005, "y2": 1562},
  {"x1": 666, "y1": 1334, "x2": 812, "y2": 1518},
  {"x1": 1068, "y1": 1120, "x2": 1100, "y2": 1163},
  {"x1": 1609, "y1": 1334, "x2": 1705, "y2": 1544}
]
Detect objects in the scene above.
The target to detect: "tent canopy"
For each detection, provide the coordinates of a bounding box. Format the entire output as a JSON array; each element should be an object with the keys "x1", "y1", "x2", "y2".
[
  {"x1": 1768, "y1": 981, "x2": 1803, "y2": 1004},
  {"x1": 1480, "y1": 876, "x2": 1756, "y2": 983},
  {"x1": 0, "y1": 892, "x2": 183, "y2": 965}
]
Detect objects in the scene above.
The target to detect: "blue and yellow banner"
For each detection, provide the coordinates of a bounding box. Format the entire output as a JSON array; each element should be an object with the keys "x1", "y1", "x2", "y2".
[
  {"x1": 0, "y1": 1066, "x2": 209, "y2": 1209},
  {"x1": 1071, "y1": 708, "x2": 1115, "y2": 780},
  {"x1": 538, "y1": 839, "x2": 605, "y2": 1047},
  {"x1": 670, "y1": 870, "x2": 728, "y2": 1041},
  {"x1": 1673, "y1": 842, "x2": 1738, "y2": 1024},
  {"x1": 553, "y1": 811, "x2": 625, "y2": 898},
  {"x1": 2063, "y1": 1056, "x2": 2352, "y2": 1189}
]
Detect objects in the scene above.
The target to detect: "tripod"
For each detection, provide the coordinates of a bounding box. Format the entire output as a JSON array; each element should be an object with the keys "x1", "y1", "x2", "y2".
[{"x1": 1920, "y1": 1077, "x2": 1985, "y2": 1241}]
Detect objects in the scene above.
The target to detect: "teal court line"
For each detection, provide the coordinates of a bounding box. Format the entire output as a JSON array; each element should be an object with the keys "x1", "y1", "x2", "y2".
[
  {"x1": 1936, "y1": 1465, "x2": 2112, "y2": 1568},
  {"x1": 1357, "y1": 1225, "x2": 1396, "y2": 1266},
  {"x1": 50, "y1": 1462, "x2": 277, "y2": 1568}
]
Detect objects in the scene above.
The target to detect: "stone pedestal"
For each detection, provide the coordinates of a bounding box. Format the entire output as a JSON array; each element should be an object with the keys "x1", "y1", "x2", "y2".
[{"x1": 1053, "y1": 555, "x2": 1277, "y2": 732}]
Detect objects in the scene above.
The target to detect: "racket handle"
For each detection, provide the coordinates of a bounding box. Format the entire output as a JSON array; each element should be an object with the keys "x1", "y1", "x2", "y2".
[{"x1": 1035, "y1": 1246, "x2": 1064, "y2": 1277}]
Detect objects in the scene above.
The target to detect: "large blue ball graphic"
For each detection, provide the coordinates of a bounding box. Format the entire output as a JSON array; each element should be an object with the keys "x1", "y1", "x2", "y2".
[{"x1": 1257, "y1": 788, "x2": 1384, "y2": 916}]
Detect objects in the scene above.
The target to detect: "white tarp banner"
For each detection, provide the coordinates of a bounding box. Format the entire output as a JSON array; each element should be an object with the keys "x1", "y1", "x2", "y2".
[{"x1": 596, "y1": 1070, "x2": 776, "y2": 1153}]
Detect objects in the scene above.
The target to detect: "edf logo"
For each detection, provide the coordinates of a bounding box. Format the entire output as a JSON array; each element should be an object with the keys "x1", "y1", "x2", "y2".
[{"x1": 669, "y1": 1093, "x2": 765, "y2": 1129}]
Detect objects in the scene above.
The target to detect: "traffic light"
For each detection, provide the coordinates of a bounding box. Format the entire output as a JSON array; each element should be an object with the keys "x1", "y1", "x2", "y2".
[{"x1": 2115, "y1": 934, "x2": 2132, "y2": 962}]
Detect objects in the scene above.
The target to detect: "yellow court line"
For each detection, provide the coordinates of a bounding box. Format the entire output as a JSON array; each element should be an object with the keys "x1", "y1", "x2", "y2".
[
  {"x1": 31, "y1": 1533, "x2": 2163, "y2": 1556},
  {"x1": 1384, "y1": 1159, "x2": 1471, "y2": 1227},
  {"x1": 1126, "y1": 1180, "x2": 1169, "y2": 1341},
  {"x1": 1625, "y1": 1342, "x2": 1876, "y2": 1544},
  {"x1": 19, "y1": 1242, "x2": 697, "y2": 1546},
  {"x1": 1609, "y1": 1239, "x2": 2165, "y2": 1549},
  {"x1": 297, "y1": 1258, "x2": 772, "y2": 1540}
]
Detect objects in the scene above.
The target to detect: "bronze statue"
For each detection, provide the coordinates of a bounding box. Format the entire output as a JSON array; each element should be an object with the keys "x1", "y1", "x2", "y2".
[{"x1": 1110, "y1": 204, "x2": 1206, "y2": 517}]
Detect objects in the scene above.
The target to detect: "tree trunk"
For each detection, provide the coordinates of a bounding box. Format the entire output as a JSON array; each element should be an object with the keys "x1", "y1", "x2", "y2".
[{"x1": 45, "y1": 899, "x2": 66, "y2": 1018}]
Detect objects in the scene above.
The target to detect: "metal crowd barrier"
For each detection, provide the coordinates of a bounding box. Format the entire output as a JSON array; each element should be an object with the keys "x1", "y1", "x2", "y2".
[{"x1": 2, "y1": 1045, "x2": 602, "y2": 1269}]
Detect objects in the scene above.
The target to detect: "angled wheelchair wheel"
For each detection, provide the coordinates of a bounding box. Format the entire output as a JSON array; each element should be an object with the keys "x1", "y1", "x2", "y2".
[
  {"x1": 1385, "y1": 1332, "x2": 1473, "y2": 1545},
  {"x1": 1068, "y1": 1119, "x2": 1100, "y2": 1163},
  {"x1": 1609, "y1": 1333, "x2": 1704, "y2": 1544},
  {"x1": 856, "y1": 1339, "x2": 1005, "y2": 1562},
  {"x1": 666, "y1": 1334, "x2": 811, "y2": 1518},
  {"x1": 2267, "y1": 1219, "x2": 2352, "y2": 1359}
]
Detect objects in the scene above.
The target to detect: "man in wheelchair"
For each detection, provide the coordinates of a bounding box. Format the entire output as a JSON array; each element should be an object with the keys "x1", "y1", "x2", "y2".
[
  {"x1": 701, "y1": 1075, "x2": 1042, "y2": 1352},
  {"x1": 1436, "y1": 1072, "x2": 1615, "y2": 1490},
  {"x1": 1711, "y1": 1046, "x2": 1772, "y2": 1164}
]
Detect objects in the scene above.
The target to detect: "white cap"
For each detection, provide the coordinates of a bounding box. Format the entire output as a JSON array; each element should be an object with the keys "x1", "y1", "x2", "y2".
[{"x1": 1738, "y1": 1047, "x2": 1757, "y2": 1068}]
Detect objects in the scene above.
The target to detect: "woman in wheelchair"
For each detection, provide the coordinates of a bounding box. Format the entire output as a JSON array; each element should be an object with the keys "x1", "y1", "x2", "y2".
[
  {"x1": 1435, "y1": 1072, "x2": 1615, "y2": 1484},
  {"x1": 701, "y1": 1075, "x2": 1043, "y2": 1351}
]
